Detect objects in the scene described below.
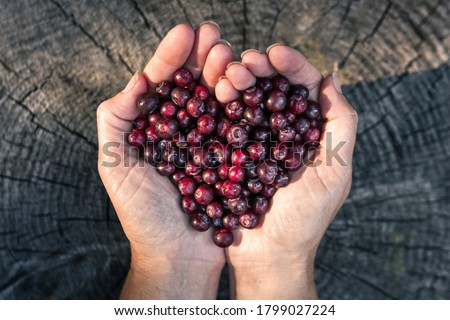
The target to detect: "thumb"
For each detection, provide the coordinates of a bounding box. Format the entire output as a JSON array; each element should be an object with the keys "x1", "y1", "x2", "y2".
[
  {"x1": 97, "y1": 72, "x2": 148, "y2": 148},
  {"x1": 316, "y1": 73, "x2": 358, "y2": 167}
]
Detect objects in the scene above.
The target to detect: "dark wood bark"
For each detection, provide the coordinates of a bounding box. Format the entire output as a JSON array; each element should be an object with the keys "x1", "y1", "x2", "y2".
[{"x1": 0, "y1": 0, "x2": 449, "y2": 299}]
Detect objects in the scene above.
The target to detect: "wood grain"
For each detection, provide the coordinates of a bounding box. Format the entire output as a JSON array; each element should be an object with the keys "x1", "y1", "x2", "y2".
[{"x1": 0, "y1": 0, "x2": 449, "y2": 299}]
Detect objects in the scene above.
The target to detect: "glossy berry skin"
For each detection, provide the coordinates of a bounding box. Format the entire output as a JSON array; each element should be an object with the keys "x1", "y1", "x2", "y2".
[
  {"x1": 273, "y1": 171, "x2": 289, "y2": 188},
  {"x1": 202, "y1": 169, "x2": 218, "y2": 185},
  {"x1": 270, "y1": 112, "x2": 287, "y2": 130},
  {"x1": 190, "y1": 212, "x2": 211, "y2": 232},
  {"x1": 128, "y1": 129, "x2": 146, "y2": 147},
  {"x1": 171, "y1": 87, "x2": 191, "y2": 107},
  {"x1": 289, "y1": 94, "x2": 308, "y2": 114},
  {"x1": 221, "y1": 180, "x2": 242, "y2": 199},
  {"x1": 194, "y1": 84, "x2": 210, "y2": 100},
  {"x1": 132, "y1": 115, "x2": 149, "y2": 130},
  {"x1": 228, "y1": 166, "x2": 245, "y2": 182},
  {"x1": 284, "y1": 150, "x2": 303, "y2": 171},
  {"x1": 143, "y1": 144, "x2": 161, "y2": 165},
  {"x1": 206, "y1": 99, "x2": 220, "y2": 118},
  {"x1": 305, "y1": 100, "x2": 320, "y2": 119},
  {"x1": 245, "y1": 166, "x2": 258, "y2": 179},
  {"x1": 305, "y1": 127, "x2": 321, "y2": 142},
  {"x1": 239, "y1": 212, "x2": 259, "y2": 229},
  {"x1": 243, "y1": 86, "x2": 264, "y2": 107},
  {"x1": 222, "y1": 214, "x2": 240, "y2": 230},
  {"x1": 185, "y1": 161, "x2": 202, "y2": 176},
  {"x1": 231, "y1": 149, "x2": 250, "y2": 167},
  {"x1": 278, "y1": 126, "x2": 296, "y2": 142},
  {"x1": 214, "y1": 181, "x2": 224, "y2": 196},
  {"x1": 148, "y1": 113, "x2": 161, "y2": 126},
  {"x1": 225, "y1": 100, "x2": 245, "y2": 120},
  {"x1": 248, "y1": 179, "x2": 264, "y2": 194},
  {"x1": 186, "y1": 97, "x2": 205, "y2": 117},
  {"x1": 137, "y1": 92, "x2": 159, "y2": 115},
  {"x1": 243, "y1": 106, "x2": 264, "y2": 126},
  {"x1": 291, "y1": 84, "x2": 309, "y2": 99},
  {"x1": 266, "y1": 90, "x2": 287, "y2": 112},
  {"x1": 252, "y1": 128, "x2": 271, "y2": 142},
  {"x1": 213, "y1": 229, "x2": 234, "y2": 248},
  {"x1": 156, "y1": 161, "x2": 175, "y2": 176},
  {"x1": 174, "y1": 110, "x2": 192, "y2": 130},
  {"x1": 285, "y1": 111, "x2": 296, "y2": 125},
  {"x1": 211, "y1": 218, "x2": 224, "y2": 229},
  {"x1": 272, "y1": 75, "x2": 290, "y2": 93},
  {"x1": 155, "y1": 117, "x2": 179, "y2": 139},
  {"x1": 247, "y1": 142, "x2": 267, "y2": 161},
  {"x1": 181, "y1": 196, "x2": 198, "y2": 214},
  {"x1": 173, "y1": 68, "x2": 194, "y2": 88},
  {"x1": 193, "y1": 147, "x2": 212, "y2": 168},
  {"x1": 257, "y1": 160, "x2": 278, "y2": 184},
  {"x1": 294, "y1": 117, "x2": 310, "y2": 134},
  {"x1": 226, "y1": 125, "x2": 249, "y2": 146},
  {"x1": 155, "y1": 81, "x2": 173, "y2": 99},
  {"x1": 194, "y1": 184, "x2": 215, "y2": 205},
  {"x1": 145, "y1": 126, "x2": 160, "y2": 142},
  {"x1": 206, "y1": 202, "x2": 224, "y2": 219},
  {"x1": 187, "y1": 129, "x2": 205, "y2": 146},
  {"x1": 197, "y1": 114, "x2": 216, "y2": 134},
  {"x1": 271, "y1": 143, "x2": 288, "y2": 161},
  {"x1": 228, "y1": 196, "x2": 248, "y2": 214},
  {"x1": 260, "y1": 183, "x2": 276, "y2": 198},
  {"x1": 252, "y1": 196, "x2": 269, "y2": 215},
  {"x1": 217, "y1": 164, "x2": 230, "y2": 180},
  {"x1": 256, "y1": 77, "x2": 273, "y2": 93},
  {"x1": 178, "y1": 177, "x2": 197, "y2": 196},
  {"x1": 171, "y1": 170, "x2": 187, "y2": 185},
  {"x1": 160, "y1": 101, "x2": 178, "y2": 117},
  {"x1": 216, "y1": 117, "x2": 231, "y2": 137}
]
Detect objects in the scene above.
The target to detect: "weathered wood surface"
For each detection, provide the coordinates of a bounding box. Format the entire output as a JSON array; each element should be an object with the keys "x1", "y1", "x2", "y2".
[{"x1": 0, "y1": 0, "x2": 449, "y2": 299}]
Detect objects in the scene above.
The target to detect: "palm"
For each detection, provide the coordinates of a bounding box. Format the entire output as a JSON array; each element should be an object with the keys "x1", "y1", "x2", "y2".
[
  {"x1": 98, "y1": 23, "x2": 234, "y2": 267},
  {"x1": 218, "y1": 45, "x2": 356, "y2": 266}
]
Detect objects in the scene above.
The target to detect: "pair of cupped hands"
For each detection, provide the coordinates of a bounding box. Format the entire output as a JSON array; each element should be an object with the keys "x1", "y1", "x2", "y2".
[{"x1": 97, "y1": 22, "x2": 358, "y2": 299}]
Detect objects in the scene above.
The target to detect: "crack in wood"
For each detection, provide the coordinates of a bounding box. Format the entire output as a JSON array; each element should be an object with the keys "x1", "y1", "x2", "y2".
[
  {"x1": 176, "y1": 0, "x2": 192, "y2": 26},
  {"x1": 49, "y1": 0, "x2": 131, "y2": 74},
  {"x1": 128, "y1": 0, "x2": 163, "y2": 40}
]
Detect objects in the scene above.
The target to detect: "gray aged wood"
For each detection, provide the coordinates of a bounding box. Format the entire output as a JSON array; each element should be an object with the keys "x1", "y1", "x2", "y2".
[{"x1": 0, "y1": 0, "x2": 449, "y2": 299}]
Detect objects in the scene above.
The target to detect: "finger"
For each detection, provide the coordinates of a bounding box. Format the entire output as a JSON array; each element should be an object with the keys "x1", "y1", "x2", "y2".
[
  {"x1": 266, "y1": 44, "x2": 323, "y2": 101},
  {"x1": 316, "y1": 73, "x2": 358, "y2": 166},
  {"x1": 184, "y1": 22, "x2": 221, "y2": 80},
  {"x1": 143, "y1": 24, "x2": 195, "y2": 88},
  {"x1": 201, "y1": 40, "x2": 234, "y2": 92},
  {"x1": 225, "y1": 62, "x2": 256, "y2": 91},
  {"x1": 215, "y1": 76, "x2": 240, "y2": 104},
  {"x1": 97, "y1": 72, "x2": 148, "y2": 149},
  {"x1": 241, "y1": 49, "x2": 276, "y2": 78}
]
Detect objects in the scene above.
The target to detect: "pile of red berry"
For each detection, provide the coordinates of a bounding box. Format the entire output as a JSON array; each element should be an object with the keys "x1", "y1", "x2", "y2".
[{"x1": 127, "y1": 69, "x2": 323, "y2": 247}]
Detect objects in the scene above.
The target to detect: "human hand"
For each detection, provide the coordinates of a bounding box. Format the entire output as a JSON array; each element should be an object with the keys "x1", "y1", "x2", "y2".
[
  {"x1": 216, "y1": 45, "x2": 358, "y2": 299},
  {"x1": 97, "y1": 23, "x2": 234, "y2": 299}
]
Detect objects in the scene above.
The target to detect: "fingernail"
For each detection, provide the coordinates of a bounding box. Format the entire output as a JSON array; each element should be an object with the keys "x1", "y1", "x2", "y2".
[
  {"x1": 217, "y1": 76, "x2": 228, "y2": 82},
  {"x1": 332, "y1": 72, "x2": 343, "y2": 94},
  {"x1": 266, "y1": 43, "x2": 284, "y2": 54},
  {"x1": 226, "y1": 61, "x2": 246, "y2": 69},
  {"x1": 199, "y1": 21, "x2": 221, "y2": 33},
  {"x1": 123, "y1": 72, "x2": 138, "y2": 93},
  {"x1": 240, "y1": 49, "x2": 261, "y2": 59},
  {"x1": 214, "y1": 39, "x2": 232, "y2": 48}
]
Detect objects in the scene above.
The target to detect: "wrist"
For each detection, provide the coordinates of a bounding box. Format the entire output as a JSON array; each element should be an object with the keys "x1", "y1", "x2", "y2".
[
  {"x1": 120, "y1": 246, "x2": 224, "y2": 299},
  {"x1": 229, "y1": 252, "x2": 318, "y2": 300}
]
